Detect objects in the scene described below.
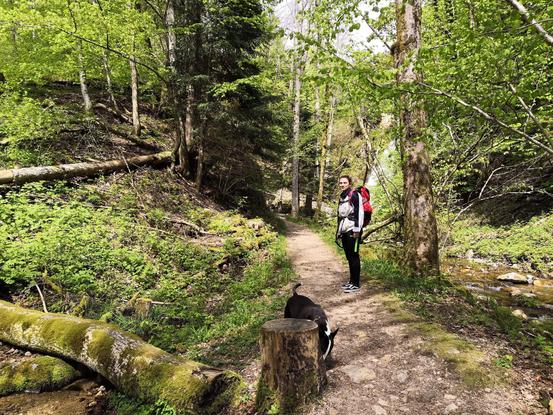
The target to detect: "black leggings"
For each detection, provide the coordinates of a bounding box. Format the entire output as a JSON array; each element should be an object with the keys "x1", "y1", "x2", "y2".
[{"x1": 342, "y1": 232, "x2": 361, "y2": 287}]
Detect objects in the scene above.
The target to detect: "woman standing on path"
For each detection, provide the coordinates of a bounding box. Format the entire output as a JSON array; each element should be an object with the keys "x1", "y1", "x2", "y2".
[{"x1": 336, "y1": 175, "x2": 364, "y2": 293}]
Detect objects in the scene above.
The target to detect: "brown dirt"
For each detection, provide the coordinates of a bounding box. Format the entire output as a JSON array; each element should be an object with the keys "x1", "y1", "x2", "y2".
[{"x1": 241, "y1": 221, "x2": 547, "y2": 415}]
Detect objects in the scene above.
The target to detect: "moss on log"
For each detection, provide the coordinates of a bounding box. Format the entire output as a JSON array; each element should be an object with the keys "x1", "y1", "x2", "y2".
[
  {"x1": 0, "y1": 355, "x2": 80, "y2": 396},
  {"x1": 0, "y1": 300, "x2": 243, "y2": 414}
]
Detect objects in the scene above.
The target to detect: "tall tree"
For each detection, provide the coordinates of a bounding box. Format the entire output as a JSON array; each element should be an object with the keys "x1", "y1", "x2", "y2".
[{"x1": 395, "y1": 0, "x2": 440, "y2": 274}]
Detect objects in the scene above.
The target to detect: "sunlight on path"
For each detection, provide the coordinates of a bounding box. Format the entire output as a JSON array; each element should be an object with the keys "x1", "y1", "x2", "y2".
[{"x1": 283, "y1": 221, "x2": 540, "y2": 415}]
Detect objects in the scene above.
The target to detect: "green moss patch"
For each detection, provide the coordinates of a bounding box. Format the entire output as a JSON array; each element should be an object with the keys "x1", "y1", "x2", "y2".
[{"x1": 0, "y1": 355, "x2": 80, "y2": 396}]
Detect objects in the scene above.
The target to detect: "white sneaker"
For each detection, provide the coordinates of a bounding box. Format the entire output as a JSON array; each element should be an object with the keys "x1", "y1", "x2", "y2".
[{"x1": 343, "y1": 285, "x2": 360, "y2": 293}]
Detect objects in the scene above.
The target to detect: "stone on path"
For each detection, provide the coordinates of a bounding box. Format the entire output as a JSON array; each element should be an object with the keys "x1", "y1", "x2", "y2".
[
  {"x1": 340, "y1": 365, "x2": 376, "y2": 383},
  {"x1": 444, "y1": 402, "x2": 459, "y2": 414},
  {"x1": 372, "y1": 404, "x2": 387, "y2": 415}
]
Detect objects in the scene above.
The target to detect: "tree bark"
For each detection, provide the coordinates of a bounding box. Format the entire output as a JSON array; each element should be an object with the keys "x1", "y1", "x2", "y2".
[
  {"x1": 166, "y1": 0, "x2": 190, "y2": 175},
  {"x1": 0, "y1": 300, "x2": 242, "y2": 414},
  {"x1": 77, "y1": 40, "x2": 92, "y2": 112},
  {"x1": 129, "y1": 56, "x2": 141, "y2": 136},
  {"x1": 316, "y1": 92, "x2": 336, "y2": 215},
  {"x1": 0, "y1": 152, "x2": 172, "y2": 185},
  {"x1": 395, "y1": 0, "x2": 440, "y2": 275},
  {"x1": 291, "y1": 62, "x2": 302, "y2": 217},
  {"x1": 256, "y1": 319, "x2": 326, "y2": 414}
]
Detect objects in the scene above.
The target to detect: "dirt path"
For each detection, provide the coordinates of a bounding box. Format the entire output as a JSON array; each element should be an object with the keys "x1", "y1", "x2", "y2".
[{"x1": 281, "y1": 221, "x2": 544, "y2": 415}]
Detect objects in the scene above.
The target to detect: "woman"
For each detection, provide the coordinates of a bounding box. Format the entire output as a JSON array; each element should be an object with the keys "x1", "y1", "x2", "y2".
[{"x1": 336, "y1": 175, "x2": 364, "y2": 293}]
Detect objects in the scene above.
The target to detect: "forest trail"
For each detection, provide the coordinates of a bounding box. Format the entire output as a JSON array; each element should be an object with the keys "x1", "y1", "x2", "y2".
[{"x1": 280, "y1": 221, "x2": 543, "y2": 415}]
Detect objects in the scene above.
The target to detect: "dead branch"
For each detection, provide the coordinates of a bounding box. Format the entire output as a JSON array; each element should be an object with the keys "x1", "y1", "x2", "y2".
[
  {"x1": 34, "y1": 283, "x2": 48, "y2": 313},
  {"x1": 362, "y1": 213, "x2": 403, "y2": 241}
]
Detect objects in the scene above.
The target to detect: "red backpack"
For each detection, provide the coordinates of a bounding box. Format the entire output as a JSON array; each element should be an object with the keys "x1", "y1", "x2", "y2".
[{"x1": 349, "y1": 186, "x2": 373, "y2": 227}]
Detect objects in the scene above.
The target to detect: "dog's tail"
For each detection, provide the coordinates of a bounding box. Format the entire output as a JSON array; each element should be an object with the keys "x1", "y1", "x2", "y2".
[{"x1": 292, "y1": 282, "x2": 301, "y2": 296}]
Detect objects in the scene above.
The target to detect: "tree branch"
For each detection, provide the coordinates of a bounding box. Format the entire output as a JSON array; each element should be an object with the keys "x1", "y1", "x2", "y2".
[
  {"x1": 420, "y1": 82, "x2": 553, "y2": 156},
  {"x1": 504, "y1": 0, "x2": 553, "y2": 47}
]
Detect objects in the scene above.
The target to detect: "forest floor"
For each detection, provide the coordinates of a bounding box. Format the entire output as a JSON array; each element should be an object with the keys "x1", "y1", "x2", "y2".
[{"x1": 239, "y1": 221, "x2": 548, "y2": 415}]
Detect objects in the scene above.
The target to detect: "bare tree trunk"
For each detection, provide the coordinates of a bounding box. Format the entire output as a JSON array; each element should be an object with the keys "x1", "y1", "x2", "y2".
[
  {"x1": 102, "y1": 49, "x2": 119, "y2": 110},
  {"x1": 166, "y1": 0, "x2": 190, "y2": 174},
  {"x1": 395, "y1": 0, "x2": 440, "y2": 275},
  {"x1": 291, "y1": 61, "x2": 302, "y2": 217},
  {"x1": 316, "y1": 91, "x2": 336, "y2": 215},
  {"x1": 77, "y1": 40, "x2": 92, "y2": 112},
  {"x1": 195, "y1": 138, "x2": 204, "y2": 190},
  {"x1": 184, "y1": 85, "x2": 194, "y2": 148},
  {"x1": 129, "y1": 56, "x2": 141, "y2": 136}
]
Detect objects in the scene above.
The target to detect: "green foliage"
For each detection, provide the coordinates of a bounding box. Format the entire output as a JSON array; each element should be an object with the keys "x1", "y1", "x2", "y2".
[
  {"x1": 494, "y1": 354, "x2": 513, "y2": 369},
  {"x1": 446, "y1": 213, "x2": 553, "y2": 274},
  {"x1": 108, "y1": 393, "x2": 176, "y2": 415},
  {"x1": 0, "y1": 88, "x2": 62, "y2": 145}
]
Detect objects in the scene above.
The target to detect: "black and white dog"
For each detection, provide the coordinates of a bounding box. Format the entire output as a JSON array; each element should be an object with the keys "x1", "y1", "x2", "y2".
[{"x1": 284, "y1": 283, "x2": 339, "y2": 360}]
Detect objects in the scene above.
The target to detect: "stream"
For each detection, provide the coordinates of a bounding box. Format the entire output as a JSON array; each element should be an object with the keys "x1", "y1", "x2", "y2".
[{"x1": 443, "y1": 258, "x2": 553, "y2": 322}]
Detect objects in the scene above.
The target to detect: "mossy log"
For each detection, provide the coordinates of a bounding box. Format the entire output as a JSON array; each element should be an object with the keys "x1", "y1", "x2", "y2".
[
  {"x1": 256, "y1": 319, "x2": 326, "y2": 414},
  {"x1": 0, "y1": 355, "x2": 80, "y2": 396},
  {"x1": 0, "y1": 151, "x2": 172, "y2": 185},
  {"x1": 0, "y1": 300, "x2": 243, "y2": 414}
]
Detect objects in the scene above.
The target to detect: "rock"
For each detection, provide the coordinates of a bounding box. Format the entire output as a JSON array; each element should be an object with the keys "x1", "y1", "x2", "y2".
[
  {"x1": 444, "y1": 394, "x2": 457, "y2": 401},
  {"x1": 247, "y1": 219, "x2": 266, "y2": 231},
  {"x1": 372, "y1": 404, "x2": 387, "y2": 415},
  {"x1": 444, "y1": 403, "x2": 458, "y2": 414},
  {"x1": 533, "y1": 279, "x2": 553, "y2": 288},
  {"x1": 549, "y1": 399, "x2": 553, "y2": 413},
  {"x1": 24, "y1": 351, "x2": 31, "y2": 357},
  {"x1": 377, "y1": 398, "x2": 388, "y2": 406},
  {"x1": 394, "y1": 371, "x2": 409, "y2": 383},
  {"x1": 512, "y1": 309, "x2": 528, "y2": 320},
  {"x1": 340, "y1": 365, "x2": 376, "y2": 383},
  {"x1": 497, "y1": 272, "x2": 532, "y2": 284},
  {"x1": 503, "y1": 287, "x2": 522, "y2": 296},
  {"x1": 465, "y1": 249, "x2": 474, "y2": 259}
]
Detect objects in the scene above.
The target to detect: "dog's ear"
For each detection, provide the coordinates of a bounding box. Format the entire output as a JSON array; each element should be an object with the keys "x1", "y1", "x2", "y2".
[{"x1": 330, "y1": 327, "x2": 339, "y2": 339}]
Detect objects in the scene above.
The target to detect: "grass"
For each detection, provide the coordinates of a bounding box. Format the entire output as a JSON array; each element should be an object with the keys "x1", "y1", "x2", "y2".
[
  {"x1": 444, "y1": 212, "x2": 553, "y2": 275},
  {"x1": 0, "y1": 172, "x2": 295, "y2": 410}
]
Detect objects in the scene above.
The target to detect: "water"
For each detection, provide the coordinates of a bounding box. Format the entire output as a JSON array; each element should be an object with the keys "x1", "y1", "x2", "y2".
[{"x1": 443, "y1": 258, "x2": 553, "y2": 321}]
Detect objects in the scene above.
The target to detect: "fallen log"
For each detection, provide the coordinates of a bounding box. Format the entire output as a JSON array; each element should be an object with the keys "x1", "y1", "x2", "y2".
[
  {"x1": 0, "y1": 355, "x2": 81, "y2": 396},
  {"x1": 0, "y1": 301, "x2": 243, "y2": 414},
  {"x1": 0, "y1": 151, "x2": 172, "y2": 185}
]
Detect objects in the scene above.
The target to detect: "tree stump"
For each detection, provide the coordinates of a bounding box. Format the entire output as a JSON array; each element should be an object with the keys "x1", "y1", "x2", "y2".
[{"x1": 256, "y1": 318, "x2": 326, "y2": 414}]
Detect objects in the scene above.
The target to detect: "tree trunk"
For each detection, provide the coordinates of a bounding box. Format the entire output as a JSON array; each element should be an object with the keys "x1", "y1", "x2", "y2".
[
  {"x1": 395, "y1": 0, "x2": 440, "y2": 275},
  {"x1": 102, "y1": 49, "x2": 119, "y2": 111},
  {"x1": 166, "y1": 0, "x2": 190, "y2": 175},
  {"x1": 291, "y1": 63, "x2": 301, "y2": 217},
  {"x1": 77, "y1": 40, "x2": 92, "y2": 112},
  {"x1": 0, "y1": 152, "x2": 172, "y2": 185},
  {"x1": 256, "y1": 319, "x2": 326, "y2": 414},
  {"x1": 129, "y1": 55, "x2": 141, "y2": 136},
  {"x1": 0, "y1": 300, "x2": 242, "y2": 414},
  {"x1": 356, "y1": 115, "x2": 375, "y2": 184},
  {"x1": 316, "y1": 91, "x2": 336, "y2": 215},
  {"x1": 184, "y1": 85, "x2": 194, "y2": 149}
]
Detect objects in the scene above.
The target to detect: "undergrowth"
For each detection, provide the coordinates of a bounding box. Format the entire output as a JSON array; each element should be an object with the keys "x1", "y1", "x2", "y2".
[
  {"x1": 0, "y1": 173, "x2": 293, "y2": 370},
  {"x1": 443, "y1": 213, "x2": 553, "y2": 275}
]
